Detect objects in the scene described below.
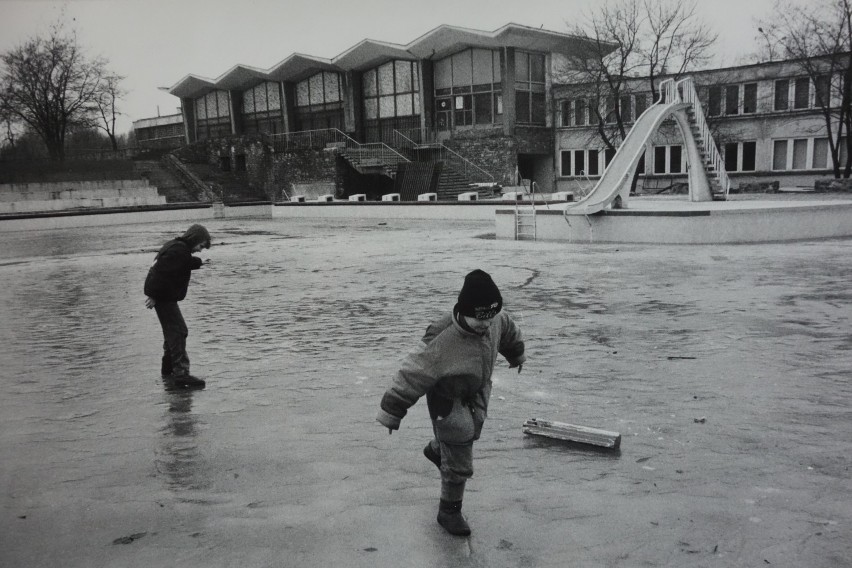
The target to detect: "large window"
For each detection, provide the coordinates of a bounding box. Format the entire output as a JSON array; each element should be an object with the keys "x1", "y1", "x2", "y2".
[
  {"x1": 773, "y1": 136, "x2": 849, "y2": 170},
  {"x1": 743, "y1": 83, "x2": 757, "y2": 114},
  {"x1": 242, "y1": 81, "x2": 283, "y2": 134},
  {"x1": 295, "y1": 71, "x2": 344, "y2": 131},
  {"x1": 814, "y1": 75, "x2": 832, "y2": 107},
  {"x1": 434, "y1": 49, "x2": 501, "y2": 131},
  {"x1": 653, "y1": 144, "x2": 683, "y2": 174},
  {"x1": 793, "y1": 77, "x2": 810, "y2": 109},
  {"x1": 515, "y1": 51, "x2": 546, "y2": 125},
  {"x1": 560, "y1": 149, "x2": 600, "y2": 176},
  {"x1": 708, "y1": 83, "x2": 755, "y2": 116},
  {"x1": 725, "y1": 85, "x2": 740, "y2": 115},
  {"x1": 604, "y1": 95, "x2": 633, "y2": 124},
  {"x1": 560, "y1": 101, "x2": 571, "y2": 126},
  {"x1": 363, "y1": 60, "x2": 420, "y2": 142},
  {"x1": 774, "y1": 79, "x2": 789, "y2": 111},
  {"x1": 774, "y1": 77, "x2": 833, "y2": 111},
  {"x1": 195, "y1": 90, "x2": 231, "y2": 140},
  {"x1": 724, "y1": 141, "x2": 757, "y2": 172}
]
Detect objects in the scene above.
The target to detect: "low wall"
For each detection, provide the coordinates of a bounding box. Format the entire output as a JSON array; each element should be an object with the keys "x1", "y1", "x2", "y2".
[
  {"x1": 0, "y1": 195, "x2": 167, "y2": 213},
  {"x1": 1, "y1": 179, "x2": 151, "y2": 194},
  {"x1": 274, "y1": 201, "x2": 523, "y2": 221},
  {"x1": 0, "y1": 202, "x2": 272, "y2": 233},
  {"x1": 495, "y1": 200, "x2": 852, "y2": 243}
]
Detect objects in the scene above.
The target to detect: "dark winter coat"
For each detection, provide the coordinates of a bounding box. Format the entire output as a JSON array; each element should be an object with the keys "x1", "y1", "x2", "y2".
[{"x1": 144, "y1": 238, "x2": 203, "y2": 303}]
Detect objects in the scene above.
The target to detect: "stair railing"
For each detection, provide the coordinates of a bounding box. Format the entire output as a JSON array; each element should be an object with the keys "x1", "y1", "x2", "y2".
[
  {"x1": 677, "y1": 77, "x2": 731, "y2": 197},
  {"x1": 163, "y1": 154, "x2": 217, "y2": 202},
  {"x1": 391, "y1": 129, "x2": 494, "y2": 185},
  {"x1": 264, "y1": 128, "x2": 408, "y2": 173},
  {"x1": 394, "y1": 127, "x2": 438, "y2": 146}
]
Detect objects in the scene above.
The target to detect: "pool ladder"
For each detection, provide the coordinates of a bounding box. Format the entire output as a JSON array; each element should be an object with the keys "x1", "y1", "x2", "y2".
[{"x1": 515, "y1": 205, "x2": 536, "y2": 241}]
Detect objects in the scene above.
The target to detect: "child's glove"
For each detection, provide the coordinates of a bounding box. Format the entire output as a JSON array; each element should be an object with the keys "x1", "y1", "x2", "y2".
[{"x1": 377, "y1": 408, "x2": 401, "y2": 434}]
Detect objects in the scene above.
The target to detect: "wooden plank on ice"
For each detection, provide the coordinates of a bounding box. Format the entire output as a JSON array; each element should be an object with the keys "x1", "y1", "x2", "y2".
[{"x1": 523, "y1": 418, "x2": 621, "y2": 449}]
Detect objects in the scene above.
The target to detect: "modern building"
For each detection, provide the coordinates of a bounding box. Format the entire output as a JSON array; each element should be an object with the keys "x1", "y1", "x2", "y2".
[
  {"x1": 139, "y1": 23, "x2": 847, "y2": 200},
  {"x1": 132, "y1": 113, "x2": 185, "y2": 149},
  {"x1": 554, "y1": 57, "x2": 850, "y2": 195}
]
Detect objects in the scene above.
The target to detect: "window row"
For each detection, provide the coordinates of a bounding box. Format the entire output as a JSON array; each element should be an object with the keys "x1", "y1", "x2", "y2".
[
  {"x1": 708, "y1": 76, "x2": 833, "y2": 116},
  {"x1": 772, "y1": 137, "x2": 848, "y2": 171},
  {"x1": 363, "y1": 61, "x2": 420, "y2": 120},
  {"x1": 559, "y1": 93, "x2": 650, "y2": 127},
  {"x1": 296, "y1": 72, "x2": 342, "y2": 108},
  {"x1": 136, "y1": 123, "x2": 184, "y2": 141},
  {"x1": 561, "y1": 145, "x2": 687, "y2": 177},
  {"x1": 436, "y1": 92, "x2": 503, "y2": 129},
  {"x1": 559, "y1": 74, "x2": 839, "y2": 125},
  {"x1": 195, "y1": 91, "x2": 231, "y2": 120},
  {"x1": 707, "y1": 83, "x2": 757, "y2": 116},
  {"x1": 773, "y1": 76, "x2": 832, "y2": 111},
  {"x1": 560, "y1": 136, "x2": 849, "y2": 177},
  {"x1": 243, "y1": 81, "x2": 282, "y2": 114}
]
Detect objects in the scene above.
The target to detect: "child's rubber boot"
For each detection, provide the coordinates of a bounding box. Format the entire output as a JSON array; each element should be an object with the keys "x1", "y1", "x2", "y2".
[
  {"x1": 172, "y1": 375, "x2": 206, "y2": 389},
  {"x1": 424, "y1": 442, "x2": 441, "y2": 469},
  {"x1": 437, "y1": 499, "x2": 471, "y2": 536}
]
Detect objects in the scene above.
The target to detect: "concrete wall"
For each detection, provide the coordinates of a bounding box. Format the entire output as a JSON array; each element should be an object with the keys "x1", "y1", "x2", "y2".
[
  {"x1": 274, "y1": 202, "x2": 504, "y2": 221},
  {"x1": 496, "y1": 201, "x2": 852, "y2": 243},
  {"x1": 446, "y1": 128, "x2": 517, "y2": 185},
  {"x1": 1, "y1": 179, "x2": 153, "y2": 196},
  {"x1": 0, "y1": 180, "x2": 167, "y2": 213},
  {"x1": 0, "y1": 203, "x2": 272, "y2": 233},
  {"x1": 173, "y1": 137, "x2": 339, "y2": 201}
]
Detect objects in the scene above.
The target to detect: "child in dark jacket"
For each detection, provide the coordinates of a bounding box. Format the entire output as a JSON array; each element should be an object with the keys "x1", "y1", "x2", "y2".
[
  {"x1": 144, "y1": 224, "x2": 211, "y2": 389},
  {"x1": 377, "y1": 269, "x2": 526, "y2": 536}
]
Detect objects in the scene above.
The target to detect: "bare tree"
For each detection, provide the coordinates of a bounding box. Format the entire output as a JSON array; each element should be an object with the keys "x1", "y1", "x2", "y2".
[
  {"x1": 0, "y1": 19, "x2": 110, "y2": 161},
  {"x1": 563, "y1": 0, "x2": 716, "y2": 147},
  {"x1": 561, "y1": 0, "x2": 642, "y2": 151},
  {"x1": 87, "y1": 70, "x2": 126, "y2": 151},
  {"x1": 0, "y1": 94, "x2": 16, "y2": 152},
  {"x1": 759, "y1": 0, "x2": 852, "y2": 178},
  {"x1": 560, "y1": 0, "x2": 717, "y2": 193}
]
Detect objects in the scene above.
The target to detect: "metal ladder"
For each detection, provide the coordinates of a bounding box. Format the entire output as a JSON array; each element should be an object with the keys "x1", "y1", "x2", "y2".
[{"x1": 515, "y1": 205, "x2": 536, "y2": 241}]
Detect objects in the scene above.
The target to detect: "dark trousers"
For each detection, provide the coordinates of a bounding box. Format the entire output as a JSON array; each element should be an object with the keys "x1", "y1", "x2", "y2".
[{"x1": 154, "y1": 302, "x2": 190, "y2": 377}]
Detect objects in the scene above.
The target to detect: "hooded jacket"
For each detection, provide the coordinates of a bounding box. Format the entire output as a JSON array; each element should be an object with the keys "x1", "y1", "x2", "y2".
[
  {"x1": 378, "y1": 310, "x2": 525, "y2": 430},
  {"x1": 144, "y1": 226, "x2": 209, "y2": 302}
]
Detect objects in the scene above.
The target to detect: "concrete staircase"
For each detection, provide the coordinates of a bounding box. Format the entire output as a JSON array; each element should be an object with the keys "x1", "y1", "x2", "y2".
[
  {"x1": 436, "y1": 164, "x2": 478, "y2": 199},
  {"x1": 133, "y1": 159, "x2": 198, "y2": 203},
  {"x1": 177, "y1": 161, "x2": 268, "y2": 203},
  {"x1": 339, "y1": 146, "x2": 406, "y2": 179}
]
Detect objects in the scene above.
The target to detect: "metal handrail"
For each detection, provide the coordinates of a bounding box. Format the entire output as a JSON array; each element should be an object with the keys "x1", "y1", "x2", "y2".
[
  {"x1": 264, "y1": 128, "x2": 408, "y2": 169},
  {"x1": 677, "y1": 77, "x2": 731, "y2": 197},
  {"x1": 392, "y1": 129, "x2": 494, "y2": 184},
  {"x1": 394, "y1": 127, "x2": 438, "y2": 146}
]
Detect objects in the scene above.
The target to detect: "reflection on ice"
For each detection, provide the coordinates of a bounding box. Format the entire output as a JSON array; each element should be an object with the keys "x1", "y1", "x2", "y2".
[{"x1": 156, "y1": 389, "x2": 206, "y2": 491}]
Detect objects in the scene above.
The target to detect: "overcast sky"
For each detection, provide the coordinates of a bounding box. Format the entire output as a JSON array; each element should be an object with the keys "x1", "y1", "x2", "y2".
[{"x1": 0, "y1": 0, "x2": 779, "y2": 135}]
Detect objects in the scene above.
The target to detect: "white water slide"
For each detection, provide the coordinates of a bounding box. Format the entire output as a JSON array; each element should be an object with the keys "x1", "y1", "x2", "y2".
[{"x1": 563, "y1": 78, "x2": 727, "y2": 216}]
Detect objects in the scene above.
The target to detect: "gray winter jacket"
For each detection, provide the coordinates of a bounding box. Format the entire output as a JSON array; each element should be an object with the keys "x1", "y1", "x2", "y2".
[{"x1": 377, "y1": 310, "x2": 525, "y2": 431}]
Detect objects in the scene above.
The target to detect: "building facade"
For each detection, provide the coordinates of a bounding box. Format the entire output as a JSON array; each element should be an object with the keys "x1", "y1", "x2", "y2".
[
  {"x1": 160, "y1": 24, "x2": 610, "y2": 193},
  {"x1": 132, "y1": 113, "x2": 185, "y2": 149},
  {"x1": 142, "y1": 24, "x2": 847, "y2": 197},
  {"x1": 554, "y1": 58, "x2": 850, "y2": 194}
]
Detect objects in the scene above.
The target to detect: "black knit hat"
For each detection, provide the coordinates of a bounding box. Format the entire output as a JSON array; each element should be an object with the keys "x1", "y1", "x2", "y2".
[
  {"x1": 456, "y1": 269, "x2": 502, "y2": 319},
  {"x1": 182, "y1": 224, "x2": 211, "y2": 249}
]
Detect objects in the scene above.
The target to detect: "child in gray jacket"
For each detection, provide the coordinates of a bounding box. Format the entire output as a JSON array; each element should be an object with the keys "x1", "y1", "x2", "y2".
[{"x1": 377, "y1": 269, "x2": 526, "y2": 536}]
